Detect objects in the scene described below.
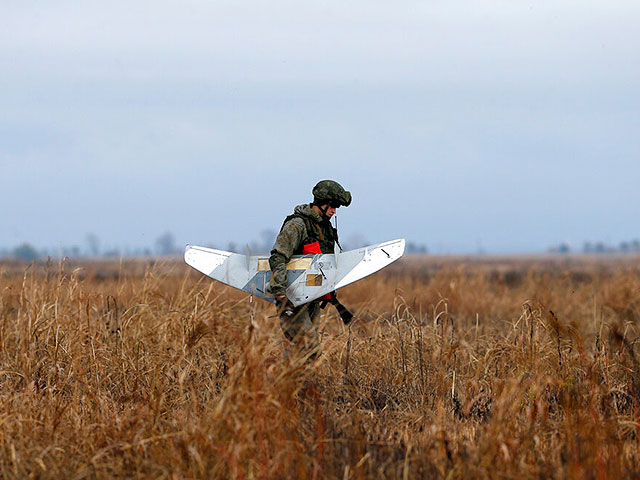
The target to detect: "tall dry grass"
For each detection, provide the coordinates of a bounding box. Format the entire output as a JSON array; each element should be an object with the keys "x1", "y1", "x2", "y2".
[{"x1": 1, "y1": 256, "x2": 640, "y2": 478}]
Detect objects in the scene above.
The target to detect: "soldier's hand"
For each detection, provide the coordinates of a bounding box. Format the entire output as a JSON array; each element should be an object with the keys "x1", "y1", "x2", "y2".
[{"x1": 275, "y1": 295, "x2": 295, "y2": 319}]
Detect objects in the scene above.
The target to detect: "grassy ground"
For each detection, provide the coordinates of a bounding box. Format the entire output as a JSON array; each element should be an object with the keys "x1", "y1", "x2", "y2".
[{"x1": 1, "y1": 255, "x2": 640, "y2": 479}]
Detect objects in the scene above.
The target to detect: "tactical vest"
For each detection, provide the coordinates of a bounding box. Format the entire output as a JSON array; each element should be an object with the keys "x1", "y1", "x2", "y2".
[{"x1": 280, "y1": 213, "x2": 338, "y2": 255}]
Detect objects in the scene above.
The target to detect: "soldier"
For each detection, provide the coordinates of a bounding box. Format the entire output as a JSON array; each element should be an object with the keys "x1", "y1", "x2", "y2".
[{"x1": 266, "y1": 180, "x2": 352, "y2": 359}]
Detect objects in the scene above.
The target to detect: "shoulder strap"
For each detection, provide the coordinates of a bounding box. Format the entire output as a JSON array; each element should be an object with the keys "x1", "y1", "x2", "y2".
[
  {"x1": 280, "y1": 213, "x2": 338, "y2": 252},
  {"x1": 280, "y1": 213, "x2": 323, "y2": 246},
  {"x1": 280, "y1": 213, "x2": 311, "y2": 234}
]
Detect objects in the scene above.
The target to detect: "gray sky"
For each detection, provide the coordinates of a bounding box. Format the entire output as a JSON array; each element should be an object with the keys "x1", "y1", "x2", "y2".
[{"x1": 1, "y1": 0, "x2": 639, "y2": 253}]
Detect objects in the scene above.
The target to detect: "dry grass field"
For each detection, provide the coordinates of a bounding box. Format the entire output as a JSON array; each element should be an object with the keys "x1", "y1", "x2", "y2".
[{"x1": 2, "y1": 255, "x2": 640, "y2": 479}]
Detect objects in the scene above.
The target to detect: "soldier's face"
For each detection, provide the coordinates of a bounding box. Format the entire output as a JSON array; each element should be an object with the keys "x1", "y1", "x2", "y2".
[
  {"x1": 313, "y1": 204, "x2": 339, "y2": 218},
  {"x1": 314, "y1": 204, "x2": 337, "y2": 218},
  {"x1": 324, "y1": 205, "x2": 337, "y2": 218}
]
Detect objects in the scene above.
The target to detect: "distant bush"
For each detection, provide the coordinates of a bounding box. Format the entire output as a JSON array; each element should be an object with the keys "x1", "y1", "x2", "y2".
[
  {"x1": 406, "y1": 241, "x2": 428, "y2": 254},
  {"x1": 12, "y1": 243, "x2": 40, "y2": 261},
  {"x1": 549, "y1": 242, "x2": 571, "y2": 254}
]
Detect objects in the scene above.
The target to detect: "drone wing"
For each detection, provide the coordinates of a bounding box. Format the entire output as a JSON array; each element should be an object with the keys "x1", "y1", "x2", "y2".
[
  {"x1": 184, "y1": 239, "x2": 406, "y2": 307},
  {"x1": 184, "y1": 245, "x2": 250, "y2": 291}
]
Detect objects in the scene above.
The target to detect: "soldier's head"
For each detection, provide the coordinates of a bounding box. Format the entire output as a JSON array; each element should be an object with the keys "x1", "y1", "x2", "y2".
[{"x1": 311, "y1": 180, "x2": 351, "y2": 219}]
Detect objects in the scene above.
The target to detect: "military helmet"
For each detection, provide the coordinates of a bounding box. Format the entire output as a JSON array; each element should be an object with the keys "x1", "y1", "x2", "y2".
[{"x1": 312, "y1": 180, "x2": 352, "y2": 207}]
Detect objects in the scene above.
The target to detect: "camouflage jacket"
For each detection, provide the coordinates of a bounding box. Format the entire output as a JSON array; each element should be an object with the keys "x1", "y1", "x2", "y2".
[{"x1": 266, "y1": 204, "x2": 338, "y2": 296}]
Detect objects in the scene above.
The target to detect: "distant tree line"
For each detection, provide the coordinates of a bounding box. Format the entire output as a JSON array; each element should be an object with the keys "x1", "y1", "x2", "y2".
[
  {"x1": 1, "y1": 231, "x2": 431, "y2": 261},
  {"x1": 7, "y1": 235, "x2": 639, "y2": 261},
  {"x1": 549, "y1": 239, "x2": 640, "y2": 254},
  {"x1": 0, "y1": 231, "x2": 180, "y2": 262},
  {"x1": 0, "y1": 230, "x2": 278, "y2": 262}
]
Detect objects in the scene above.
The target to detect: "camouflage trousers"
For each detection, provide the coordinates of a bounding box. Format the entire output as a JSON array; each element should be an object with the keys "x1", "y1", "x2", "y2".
[{"x1": 277, "y1": 300, "x2": 321, "y2": 360}]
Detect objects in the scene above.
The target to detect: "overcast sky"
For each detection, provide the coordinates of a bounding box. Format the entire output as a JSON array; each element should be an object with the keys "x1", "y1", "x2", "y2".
[{"x1": 1, "y1": 0, "x2": 639, "y2": 254}]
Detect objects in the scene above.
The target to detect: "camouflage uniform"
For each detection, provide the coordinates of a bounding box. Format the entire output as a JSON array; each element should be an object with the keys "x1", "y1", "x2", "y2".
[
  {"x1": 266, "y1": 203, "x2": 338, "y2": 358},
  {"x1": 267, "y1": 181, "x2": 351, "y2": 359}
]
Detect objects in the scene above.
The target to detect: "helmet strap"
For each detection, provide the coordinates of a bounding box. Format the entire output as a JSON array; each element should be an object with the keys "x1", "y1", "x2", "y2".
[{"x1": 311, "y1": 200, "x2": 331, "y2": 218}]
